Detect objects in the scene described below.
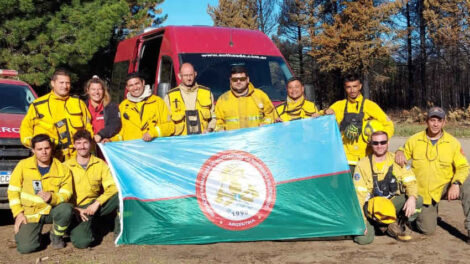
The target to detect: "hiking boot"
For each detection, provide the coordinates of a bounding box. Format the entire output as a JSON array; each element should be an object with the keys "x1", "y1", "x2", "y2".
[
  {"x1": 49, "y1": 232, "x2": 65, "y2": 249},
  {"x1": 387, "y1": 222, "x2": 412, "y2": 242}
]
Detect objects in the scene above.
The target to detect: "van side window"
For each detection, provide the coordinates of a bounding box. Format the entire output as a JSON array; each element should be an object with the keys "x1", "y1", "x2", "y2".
[
  {"x1": 110, "y1": 61, "x2": 130, "y2": 102},
  {"x1": 159, "y1": 56, "x2": 177, "y2": 88},
  {"x1": 138, "y1": 35, "x2": 163, "y2": 88}
]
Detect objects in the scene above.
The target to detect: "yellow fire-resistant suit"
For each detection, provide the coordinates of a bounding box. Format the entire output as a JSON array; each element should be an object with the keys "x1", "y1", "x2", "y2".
[
  {"x1": 353, "y1": 152, "x2": 418, "y2": 211},
  {"x1": 276, "y1": 95, "x2": 318, "y2": 122},
  {"x1": 328, "y1": 94, "x2": 394, "y2": 165},
  {"x1": 402, "y1": 131, "x2": 469, "y2": 205},
  {"x1": 164, "y1": 84, "x2": 216, "y2": 135},
  {"x1": 7, "y1": 156, "x2": 73, "y2": 223},
  {"x1": 215, "y1": 83, "x2": 275, "y2": 131},
  {"x1": 64, "y1": 155, "x2": 117, "y2": 207},
  {"x1": 114, "y1": 95, "x2": 174, "y2": 141},
  {"x1": 20, "y1": 92, "x2": 93, "y2": 160}
]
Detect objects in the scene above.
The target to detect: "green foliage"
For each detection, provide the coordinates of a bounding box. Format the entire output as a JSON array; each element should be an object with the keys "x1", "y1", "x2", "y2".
[{"x1": 0, "y1": 0, "x2": 166, "y2": 88}]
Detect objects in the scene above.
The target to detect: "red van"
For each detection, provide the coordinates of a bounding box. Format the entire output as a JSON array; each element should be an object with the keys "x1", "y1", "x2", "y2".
[
  {"x1": 110, "y1": 26, "x2": 308, "y2": 103},
  {"x1": 0, "y1": 70, "x2": 37, "y2": 209}
]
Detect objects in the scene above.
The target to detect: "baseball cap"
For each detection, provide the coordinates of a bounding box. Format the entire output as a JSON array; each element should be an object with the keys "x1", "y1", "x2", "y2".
[{"x1": 427, "y1": 107, "x2": 446, "y2": 119}]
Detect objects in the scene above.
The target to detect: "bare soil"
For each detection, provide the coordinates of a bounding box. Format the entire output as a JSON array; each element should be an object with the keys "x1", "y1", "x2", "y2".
[{"x1": 1, "y1": 137, "x2": 470, "y2": 264}]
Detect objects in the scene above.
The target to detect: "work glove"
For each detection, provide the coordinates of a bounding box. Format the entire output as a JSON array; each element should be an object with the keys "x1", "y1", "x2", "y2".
[{"x1": 344, "y1": 123, "x2": 360, "y2": 141}]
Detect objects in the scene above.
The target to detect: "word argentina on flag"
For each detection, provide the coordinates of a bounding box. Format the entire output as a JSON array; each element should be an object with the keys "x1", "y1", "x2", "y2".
[{"x1": 101, "y1": 115, "x2": 365, "y2": 245}]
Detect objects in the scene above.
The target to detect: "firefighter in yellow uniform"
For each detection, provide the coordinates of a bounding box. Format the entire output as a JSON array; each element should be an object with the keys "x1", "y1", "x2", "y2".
[
  {"x1": 325, "y1": 74, "x2": 394, "y2": 172},
  {"x1": 164, "y1": 63, "x2": 216, "y2": 135},
  {"x1": 8, "y1": 134, "x2": 73, "y2": 253},
  {"x1": 353, "y1": 124, "x2": 422, "y2": 244},
  {"x1": 215, "y1": 66, "x2": 275, "y2": 131},
  {"x1": 276, "y1": 77, "x2": 319, "y2": 121},
  {"x1": 396, "y1": 107, "x2": 470, "y2": 242},
  {"x1": 20, "y1": 69, "x2": 93, "y2": 160},
  {"x1": 65, "y1": 130, "x2": 118, "y2": 248},
  {"x1": 114, "y1": 73, "x2": 174, "y2": 141}
]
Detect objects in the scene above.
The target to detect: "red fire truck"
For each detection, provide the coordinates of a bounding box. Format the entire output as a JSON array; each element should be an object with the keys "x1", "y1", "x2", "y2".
[
  {"x1": 0, "y1": 70, "x2": 37, "y2": 209},
  {"x1": 110, "y1": 26, "x2": 312, "y2": 103}
]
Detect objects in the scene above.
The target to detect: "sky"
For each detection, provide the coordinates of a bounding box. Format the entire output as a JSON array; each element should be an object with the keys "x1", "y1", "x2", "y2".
[{"x1": 160, "y1": 0, "x2": 219, "y2": 27}]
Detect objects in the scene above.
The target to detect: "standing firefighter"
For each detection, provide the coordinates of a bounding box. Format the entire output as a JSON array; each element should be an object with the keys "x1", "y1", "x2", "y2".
[
  {"x1": 20, "y1": 69, "x2": 93, "y2": 160},
  {"x1": 164, "y1": 63, "x2": 216, "y2": 135},
  {"x1": 353, "y1": 122, "x2": 422, "y2": 244},
  {"x1": 325, "y1": 73, "x2": 394, "y2": 172},
  {"x1": 395, "y1": 107, "x2": 470, "y2": 242},
  {"x1": 276, "y1": 77, "x2": 319, "y2": 122},
  {"x1": 8, "y1": 134, "x2": 73, "y2": 253},
  {"x1": 114, "y1": 72, "x2": 174, "y2": 141},
  {"x1": 215, "y1": 66, "x2": 276, "y2": 131}
]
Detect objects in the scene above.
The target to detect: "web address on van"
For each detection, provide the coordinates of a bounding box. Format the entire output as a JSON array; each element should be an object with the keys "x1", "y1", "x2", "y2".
[{"x1": 201, "y1": 54, "x2": 267, "y2": 60}]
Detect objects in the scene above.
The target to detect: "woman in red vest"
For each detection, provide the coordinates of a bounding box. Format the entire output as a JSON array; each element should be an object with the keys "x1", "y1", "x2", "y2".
[{"x1": 84, "y1": 76, "x2": 121, "y2": 143}]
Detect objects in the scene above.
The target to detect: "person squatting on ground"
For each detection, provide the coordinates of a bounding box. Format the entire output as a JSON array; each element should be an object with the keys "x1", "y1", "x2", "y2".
[
  {"x1": 8, "y1": 134, "x2": 74, "y2": 254},
  {"x1": 215, "y1": 66, "x2": 276, "y2": 131},
  {"x1": 84, "y1": 76, "x2": 121, "y2": 144},
  {"x1": 395, "y1": 107, "x2": 470, "y2": 242},
  {"x1": 20, "y1": 69, "x2": 93, "y2": 161},
  {"x1": 276, "y1": 77, "x2": 319, "y2": 122},
  {"x1": 65, "y1": 130, "x2": 119, "y2": 248},
  {"x1": 164, "y1": 63, "x2": 216, "y2": 135},
  {"x1": 324, "y1": 74, "x2": 394, "y2": 173},
  {"x1": 352, "y1": 123, "x2": 422, "y2": 244},
  {"x1": 113, "y1": 72, "x2": 174, "y2": 141}
]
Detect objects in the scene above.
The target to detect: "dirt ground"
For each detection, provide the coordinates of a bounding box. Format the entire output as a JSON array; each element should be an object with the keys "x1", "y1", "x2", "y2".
[{"x1": 1, "y1": 137, "x2": 470, "y2": 264}]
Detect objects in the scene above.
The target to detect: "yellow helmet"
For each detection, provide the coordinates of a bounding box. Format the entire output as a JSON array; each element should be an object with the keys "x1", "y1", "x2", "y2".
[
  {"x1": 362, "y1": 120, "x2": 386, "y2": 143},
  {"x1": 366, "y1": 197, "x2": 396, "y2": 224}
]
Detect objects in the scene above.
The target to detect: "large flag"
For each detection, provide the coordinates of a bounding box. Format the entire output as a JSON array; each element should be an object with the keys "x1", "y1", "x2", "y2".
[{"x1": 101, "y1": 115, "x2": 365, "y2": 245}]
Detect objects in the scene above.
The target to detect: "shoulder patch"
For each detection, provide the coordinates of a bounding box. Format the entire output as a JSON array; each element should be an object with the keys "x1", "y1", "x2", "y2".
[{"x1": 354, "y1": 172, "x2": 361, "y2": 181}]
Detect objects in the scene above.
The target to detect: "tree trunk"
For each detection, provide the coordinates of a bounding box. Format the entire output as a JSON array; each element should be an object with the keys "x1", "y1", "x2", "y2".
[
  {"x1": 406, "y1": 2, "x2": 414, "y2": 106},
  {"x1": 418, "y1": 0, "x2": 427, "y2": 107},
  {"x1": 297, "y1": 25, "x2": 304, "y2": 79},
  {"x1": 362, "y1": 72, "x2": 370, "y2": 99}
]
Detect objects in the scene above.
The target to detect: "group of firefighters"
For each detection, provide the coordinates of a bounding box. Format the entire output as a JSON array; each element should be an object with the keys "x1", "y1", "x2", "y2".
[{"x1": 7, "y1": 62, "x2": 470, "y2": 253}]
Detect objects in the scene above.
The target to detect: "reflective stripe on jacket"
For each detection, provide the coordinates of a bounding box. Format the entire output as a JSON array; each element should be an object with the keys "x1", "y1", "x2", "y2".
[
  {"x1": 403, "y1": 131, "x2": 469, "y2": 205},
  {"x1": 276, "y1": 96, "x2": 318, "y2": 122},
  {"x1": 353, "y1": 152, "x2": 418, "y2": 210},
  {"x1": 215, "y1": 83, "x2": 275, "y2": 131},
  {"x1": 328, "y1": 94, "x2": 394, "y2": 165},
  {"x1": 20, "y1": 92, "x2": 93, "y2": 159},
  {"x1": 165, "y1": 84, "x2": 215, "y2": 135},
  {"x1": 8, "y1": 156, "x2": 73, "y2": 222},
  {"x1": 115, "y1": 95, "x2": 174, "y2": 141},
  {"x1": 65, "y1": 155, "x2": 117, "y2": 206}
]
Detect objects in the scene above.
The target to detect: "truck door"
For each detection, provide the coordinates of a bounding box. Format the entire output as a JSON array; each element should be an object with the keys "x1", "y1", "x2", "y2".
[{"x1": 136, "y1": 32, "x2": 164, "y2": 92}]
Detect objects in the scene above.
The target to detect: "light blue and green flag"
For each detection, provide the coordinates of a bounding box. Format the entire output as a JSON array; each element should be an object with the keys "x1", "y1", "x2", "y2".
[{"x1": 101, "y1": 115, "x2": 365, "y2": 245}]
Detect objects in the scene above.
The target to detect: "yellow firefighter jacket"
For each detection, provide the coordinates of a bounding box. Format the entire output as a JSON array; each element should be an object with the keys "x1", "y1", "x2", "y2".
[
  {"x1": 8, "y1": 156, "x2": 73, "y2": 223},
  {"x1": 20, "y1": 91, "x2": 93, "y2": 160},
  {"x1": 65, "y1": 155, "x2": 117, "y2": 206},
  {"x1": 328, "y1": 94, "x2": 394, "y2": 165},
  {"x1": 114, "y1": 95, "x2": 174, "y2": 141},
  {"x1": 164, "y1": 84, "x2": 215, "y2": 135},
  {"x1": 353, "y1": 152, "x2": 418, "y2": 210},
  {"x1": 215, "y1": 83, "x2": 275, "y2": 131},
  {"x1": 276, "y1": 96, "x2": 318, "y2": 122},
  {"x1": 403, "y1": 130, "x2": 469, "y2": 205}
]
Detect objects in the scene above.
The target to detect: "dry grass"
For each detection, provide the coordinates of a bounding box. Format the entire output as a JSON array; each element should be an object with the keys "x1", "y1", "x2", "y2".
[{"x1": 388, "y1": 106, "x2": 470, "y2": 137}]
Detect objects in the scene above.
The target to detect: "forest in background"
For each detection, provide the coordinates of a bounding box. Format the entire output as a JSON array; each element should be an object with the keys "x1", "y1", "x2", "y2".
[{"x1": 1, "y1": 0, "x2": 469, "y2": 111}]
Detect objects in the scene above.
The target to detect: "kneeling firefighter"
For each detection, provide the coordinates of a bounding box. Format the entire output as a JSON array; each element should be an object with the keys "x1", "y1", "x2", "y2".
[{"x1": 352, "y1": 121, "x2": 423, "y2": 244}]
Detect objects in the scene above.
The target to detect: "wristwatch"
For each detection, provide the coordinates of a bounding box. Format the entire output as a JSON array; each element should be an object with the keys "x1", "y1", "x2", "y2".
[{"x1": 453, "y1": 181, "x2": 461, "y2": 186}]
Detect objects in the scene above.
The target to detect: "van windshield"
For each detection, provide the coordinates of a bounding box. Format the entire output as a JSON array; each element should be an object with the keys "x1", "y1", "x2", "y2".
[
  {"x1": 0, "y1": 84, "x2": 35, "y2": 114},
  {"x1": 180, "y1": 53, "x2": 293, "y2": 101}
]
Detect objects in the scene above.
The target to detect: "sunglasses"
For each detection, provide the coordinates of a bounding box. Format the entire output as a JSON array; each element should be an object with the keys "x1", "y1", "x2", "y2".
[
  {"x1": 231, "y1": 77, "x2": 247, "y2": 82},
  {"x1": 371, "y1": 140, "x2": 388, "y2": 146}
]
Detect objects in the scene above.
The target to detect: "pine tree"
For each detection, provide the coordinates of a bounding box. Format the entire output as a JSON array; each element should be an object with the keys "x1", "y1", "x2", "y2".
[
  {"x1": 208, "y1": 0, "x2": 259, "y2": 29},
  {"x1": 0, "y1": 0, "x2": 166, "y2": 88},
  {"x1": 310, "y1": 0, "x2": 402, "y2": 98}
]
